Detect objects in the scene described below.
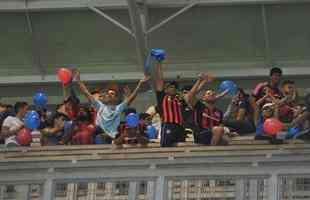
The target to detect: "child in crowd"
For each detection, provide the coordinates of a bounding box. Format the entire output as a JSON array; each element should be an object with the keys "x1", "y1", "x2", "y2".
[
  {"x1": 114, "y1": 110, "x2": 148, "y2": 147},
  {"x1": 223, "y1": 88, "x2": 256, "y2": 135}
]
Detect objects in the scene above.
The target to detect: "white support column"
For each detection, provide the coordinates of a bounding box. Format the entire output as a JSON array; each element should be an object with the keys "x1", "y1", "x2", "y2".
[
  {"x1": 43, "y1": 179, "x2": 54, "y2": 200},
  {"x1": 155, "y1": 176, "x2": 166, "y2": 200},
  {"x1": 146, "y1": 181, "x2": 155, "y2": 200},
  {"x1": 86, "y1": 183, "x2": 97, "y2": 200},
  {"x1": 105, "y1": 182, "x2": 113, "y2": 199},
  {"x1": 268, "y1": 174, "x2": 279, "y2": 200},
  {"x1": 128, "y1": 181, "x2": 138, "y2": 200},
  {"x1": 0, "y1": 185, "x2": 5, "y2": 200},
  {"x1": 181, "y1": 180, "x2": 188, "y2": 200},
  {"x1": 235, "y1": 179, "x2": 245, "y2": 200},
  {"x1": 249, "y1": 179, "x2": 258, "y2": 200},
  {"x1": 66, "y1": 183, "x2": 77, "y2": 200}
]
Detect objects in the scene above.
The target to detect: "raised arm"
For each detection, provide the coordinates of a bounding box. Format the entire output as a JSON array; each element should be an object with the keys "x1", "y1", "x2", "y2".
[
  {"x1": 74, "y1": 70, "x2": 93, "y2": 101},
  {"x1": 185, "y1": 73, "x2": 211, "y2": 108},
  {"x1": 216, "y1": 89, "x2": 229, "y2": 100},
  {"x1": 154, "y1": 61, "x2": 164, "y2": 91},
  {"x1": 125, "y1": 76, "x2": 150, "y2": 106}
]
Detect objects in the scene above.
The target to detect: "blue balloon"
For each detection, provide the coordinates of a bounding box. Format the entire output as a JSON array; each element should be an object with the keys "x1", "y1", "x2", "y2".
[
  {"x1": 33, "y1": 92, "x2": 48, "y2": 107},
  {"x1": 146, "y1": 125, "x2": 157, "y2": 139},
  {"x1": 151, "y1": 48, "x2": 166, "y2": 61},
  {"x1": 126, "y1": 113, "x2": 139, "y2": 128},
  {"x1": 219, "y1": 80, "x2": 238, "y2": 95},
  {"x1": 24, "y1": 111, "x2": 40, "y2": 129},
  {"x1": 287, "y1": 127, "x2": 300, "y2": 138},
  {"x1": 25, "y1": 111, "x2": 39, "y2": 119}
]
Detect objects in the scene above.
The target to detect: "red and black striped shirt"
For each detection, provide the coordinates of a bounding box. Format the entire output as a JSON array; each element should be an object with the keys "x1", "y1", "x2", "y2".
[
  {"x1": 156, "y1": 90, "x2": 183, "y2": 125},
  {"x1": 194, "y1": 101, "x2": 222, "y2": 129}
]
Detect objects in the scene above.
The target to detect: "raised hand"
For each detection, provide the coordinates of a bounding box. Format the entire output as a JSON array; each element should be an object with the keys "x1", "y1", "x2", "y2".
[
  {"x1": 199, "y1": 72, "x2": 214, "y2": 83},
  {"x1": 139, "y1": 75, "x2": 151, "y2": 84},
  {"x1": 72, "y1": 69, "x2": 81, "y2": 81}
]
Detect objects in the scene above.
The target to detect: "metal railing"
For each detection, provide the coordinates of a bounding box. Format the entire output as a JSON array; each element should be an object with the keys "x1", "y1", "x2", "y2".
[{"x1": 1, "y1": 142, "x2": 310, "y2": 200}]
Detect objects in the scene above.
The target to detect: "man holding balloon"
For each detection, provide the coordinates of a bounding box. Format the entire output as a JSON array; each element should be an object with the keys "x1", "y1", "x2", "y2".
[{"x1": 74, "y1": 69, "x2": 150, "y2": 142}]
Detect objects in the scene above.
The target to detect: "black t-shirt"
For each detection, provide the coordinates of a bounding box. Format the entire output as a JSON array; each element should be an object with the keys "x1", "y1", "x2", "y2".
[
  {"x1": 194, "y1": 101, "x2": 223, "y2": 129},
  {"x1": 180, "y1": 98, "x2": 195, "y2": 127}
]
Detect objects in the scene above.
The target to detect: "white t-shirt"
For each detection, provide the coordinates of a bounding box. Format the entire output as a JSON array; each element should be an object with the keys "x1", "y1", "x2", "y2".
[{"x1": 2, "y1": 116, "x2": 24, "y2": 147}]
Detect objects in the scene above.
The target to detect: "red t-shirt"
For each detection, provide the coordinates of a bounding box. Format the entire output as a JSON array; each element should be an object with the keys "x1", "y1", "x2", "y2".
[{"x1": 73, "y1": 123, "x2": 95, "y2": 145}]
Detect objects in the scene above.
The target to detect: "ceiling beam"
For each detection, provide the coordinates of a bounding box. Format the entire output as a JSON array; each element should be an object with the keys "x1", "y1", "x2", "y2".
[
  {"x1": 147, "y1": 2, "x2": 197, "y2": 34},
  {"x1": 25, "y1": 0, "x2": 46, "y2": 79},
  {"x1": 126, "y1": 0, "x2": 148, "y2": 71},
  {"x1": 0, "y1": 0, "x2": 310, "y2": 12},
  {"x1": 88, "y1": 5, "x2": 135, "y2": 38}
]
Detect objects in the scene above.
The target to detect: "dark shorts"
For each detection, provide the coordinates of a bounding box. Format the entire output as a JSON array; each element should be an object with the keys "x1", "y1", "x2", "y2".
[
  {"x1": 223, "y1": 120, "x2": 255, "y2": 135},
  {"x1": 195, "y1": 129, "x2": 213, "y2": 145},
  {"x1": 160, "y1": 123, "x2": 185, "y2": 147}
]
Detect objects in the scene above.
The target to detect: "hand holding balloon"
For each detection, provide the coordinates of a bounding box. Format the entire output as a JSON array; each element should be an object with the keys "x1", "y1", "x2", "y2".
[
  {"x1": 151, "y1": 49, "x2": 166, "y2": 61},
  {"x1": 57, "y1": 68, "x2": 72, "y2": 85},
  {"x1": 219, "y1": 80, "x2": 238, "y2": 96}
]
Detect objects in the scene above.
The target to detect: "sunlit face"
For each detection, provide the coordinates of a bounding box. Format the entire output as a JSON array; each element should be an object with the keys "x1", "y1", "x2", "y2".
[
  {"x1": 203, "y1": 90, "x2": 216, "y2": 103},
  {"x1": 270, "y1": 72, "x2": 281, "y2": 86}
]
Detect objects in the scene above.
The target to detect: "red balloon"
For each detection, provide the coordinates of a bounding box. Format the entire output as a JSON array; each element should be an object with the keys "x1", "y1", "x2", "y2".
[
  {"x1": 263, "y1": 118, "x2": 284, "y2": 136},
  {"x1": 16, "y1": 128, "x2": 32, "y2": 146},
  {"x1": 57, "y1": 68, "x2": 72, "y2": 85}
]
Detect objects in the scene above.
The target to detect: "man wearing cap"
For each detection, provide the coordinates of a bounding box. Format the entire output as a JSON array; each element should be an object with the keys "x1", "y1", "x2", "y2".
[{"x1": 154, "y1": 61, "x2": 185, "y2": 147}]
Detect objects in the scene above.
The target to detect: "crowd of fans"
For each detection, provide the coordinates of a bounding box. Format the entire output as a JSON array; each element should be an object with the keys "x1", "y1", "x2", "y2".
[{"x1": 0, "y1": 62, "x2": 310, "y2": 148}]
